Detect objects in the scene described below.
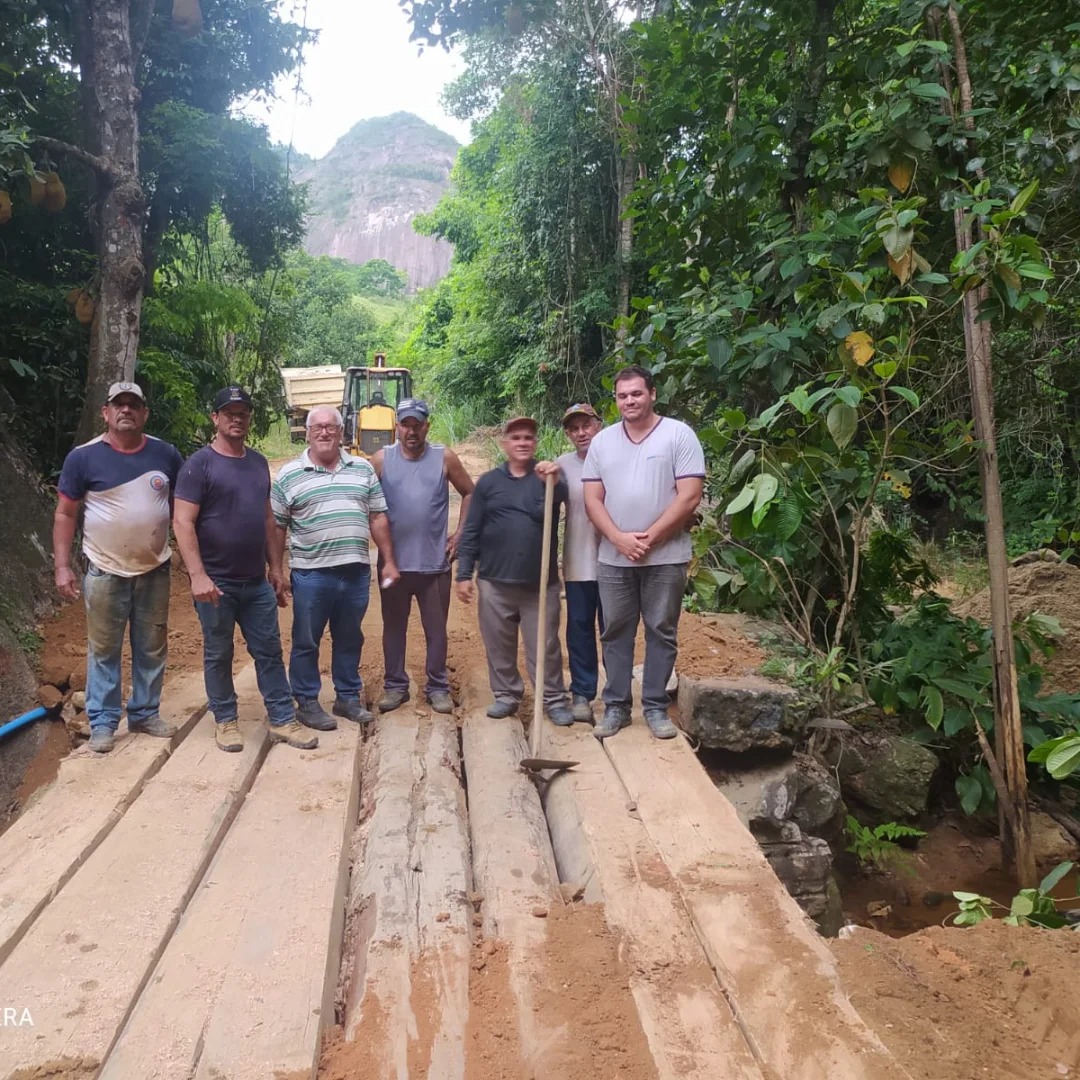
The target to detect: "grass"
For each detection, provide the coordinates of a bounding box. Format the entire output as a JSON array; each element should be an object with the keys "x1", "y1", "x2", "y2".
[
  {"x1": 253, "y1": 416, "x2": 301, "y2": 461},
  {"x1": 912, "y1": 531, "x2": 990, "y2": 600}
]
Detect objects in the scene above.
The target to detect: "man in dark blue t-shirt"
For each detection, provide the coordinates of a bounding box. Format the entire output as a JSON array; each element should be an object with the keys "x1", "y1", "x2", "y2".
[
  {"x1": 53, "y1": 381, "x2": 183, "y2": 753},
  {"x1": 174, "y1": 386, "x2": 314, "y2": 753}
]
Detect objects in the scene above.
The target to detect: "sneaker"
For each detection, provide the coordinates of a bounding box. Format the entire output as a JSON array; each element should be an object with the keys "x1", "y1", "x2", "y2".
[
  {"x1": 88, "y1": 727, "x2": 115, "y2": 754},
  {"x1": 428, "y1": 691, "x2": 454, "y2": 714},
  {"x1": 268, "y1": 719, "x2": 318, "y2": 749},
  {"x1": 377, "y1": 689, "x2": 410, "y2": 713},
  {"x1": 594, "y1": 706, "x2": 631, "y2": 740},
  {"x1": 644, "y1": 708, "x2": 678, "y2": 740},
  {"x1": 333, "y1": 697, "x2": 374, "y2": 724},
  {"x1": 128, "y1": 716, "x2": 177, "y2": 738},
  {"x1": 296, "y1": 699, "x2": 337, "y2": 731},
  {"x1": 215, "y1": 720, "x2": 243, "y2": 753},
  {"x1": 547, "y1": 705, "x2": 575, "y2": 727},
  {"x1": 571, "y1": 695, "x2": 593, "y2": 723},
  {"x1": 486, "y1": 699, "x2": 518, "y2": 719}
]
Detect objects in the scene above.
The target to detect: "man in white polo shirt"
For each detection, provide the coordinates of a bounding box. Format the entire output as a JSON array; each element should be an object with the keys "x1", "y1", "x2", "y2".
[
  {"x1": 271, "y1": 405, "x2": 400, "y2": 730},
  {"x1": 583, "y1": 365, "x2": 705, "y2": 741},
  {"x1": 53, "y1": 381, "x2": 183, "y2": 754}
]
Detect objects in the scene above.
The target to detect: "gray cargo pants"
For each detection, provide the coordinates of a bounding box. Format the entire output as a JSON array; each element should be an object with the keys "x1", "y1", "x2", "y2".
[
  {"x1": 477, "y1": 579, "x2": 570, "y2": 710},
  {"x1": 597, "y1": 562, "x2": 688, "y2": 712}
]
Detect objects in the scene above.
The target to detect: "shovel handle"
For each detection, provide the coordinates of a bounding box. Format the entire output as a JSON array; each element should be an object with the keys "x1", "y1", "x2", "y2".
[{"x1": 530, "y1": 471, "x2": 556, "y2": 761}]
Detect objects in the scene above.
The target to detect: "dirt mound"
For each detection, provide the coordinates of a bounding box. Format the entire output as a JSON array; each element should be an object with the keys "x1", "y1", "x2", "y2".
[
  {"x1": 833, "y1": 919, "x2": 1080, "y2": 1079},
  {"x1": 671, "y1": 611, "x2": 765, "y2": 679},
  {"x1": 955, "y1": 560, "x2": 1080, "y2": 693}
]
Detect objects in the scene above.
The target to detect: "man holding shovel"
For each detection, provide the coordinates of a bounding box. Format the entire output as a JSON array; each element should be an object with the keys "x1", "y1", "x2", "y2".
[{"x1": 455, "y1": 417, "x2": 574, "y2": 726}]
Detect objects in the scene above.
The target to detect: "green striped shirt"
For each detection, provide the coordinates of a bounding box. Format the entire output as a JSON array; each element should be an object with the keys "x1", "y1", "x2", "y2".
[{"x1": 271, "y1": 450, "x2": 387, "y2": 569}]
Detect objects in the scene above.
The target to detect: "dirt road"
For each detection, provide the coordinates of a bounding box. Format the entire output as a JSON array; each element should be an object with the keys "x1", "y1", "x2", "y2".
[{"x1": 4, "y1": 443, "x2": 1080, "y2": 1079}]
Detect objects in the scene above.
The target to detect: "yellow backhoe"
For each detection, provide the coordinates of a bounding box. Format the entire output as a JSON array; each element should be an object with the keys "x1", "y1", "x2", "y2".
[{"x1": 342, "y1": 353, "x2": 413, "y2": 457}]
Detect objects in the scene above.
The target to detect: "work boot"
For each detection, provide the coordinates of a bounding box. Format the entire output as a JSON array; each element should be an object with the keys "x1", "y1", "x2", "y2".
[
  {"x1": 88, "y1": 727, "x2": 115, "y2": 754},
  {"x1": 428, "y1": 691, "x2": 454, "y2": 715},
  {"x1": 377, "y1": 688, "x2": 410, "y2": 713},
  {"x1": 644, "y1": 708, "x2": 678, "y2": 740},
  {"x1": 594, "y1": 705, "x2": 631, "y2": 741},
  {"x1": 128, "y1": 716, "x2": 177, "y2": 738},
  {"x1": 215, "y1": 720, "x2": 243, "y2": 753},
  {"x1": 334, "y1": 696, "x2": 374, "y2": 724},
  {"x1": 268, "y1": 719, "x2": 318, "y2": 750},
  {"x1": 296, "y1": 699, "x2": 337, "y2": 731},
  {"x1": 571, "y1": 695, "x2": 593, "y2": 723},
  {"x1": 486, "y1": 699, "x2": 518, "y2": 719},
  {"x1": 547, "y1": 705, "x2": 575, "y2": 728}
]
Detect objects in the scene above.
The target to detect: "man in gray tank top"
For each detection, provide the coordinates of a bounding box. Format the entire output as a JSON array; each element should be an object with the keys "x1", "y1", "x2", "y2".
[{"x1": 372, "y1": 399, "x2": 475, "y2": 713}]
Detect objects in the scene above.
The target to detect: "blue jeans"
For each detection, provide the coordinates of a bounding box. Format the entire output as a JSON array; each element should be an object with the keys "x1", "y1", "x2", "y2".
[
  {"x1": 194, "y1": 577, "x2": 294, "y2": 726},
  {"x1": 289, "y1": 563, "x2": 370, "y2": 702},
  {"x1": 597, "y1": 562, "x2": 688, "y2": 712},
  {"x1": 83, "y1": 559, "x2": 171, "y2": 733},
  {"x1": 565, "y1": 580, "x2": 604, "y2": 701}
]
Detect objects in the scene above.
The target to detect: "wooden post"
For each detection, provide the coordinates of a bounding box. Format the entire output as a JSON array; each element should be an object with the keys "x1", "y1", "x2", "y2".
[
  {"x1": 946, "y1": 1, "x2": 1035, "y2": 886},
  {"x1": 529, "y1": 471, "x2": 556, "y2": 761}
]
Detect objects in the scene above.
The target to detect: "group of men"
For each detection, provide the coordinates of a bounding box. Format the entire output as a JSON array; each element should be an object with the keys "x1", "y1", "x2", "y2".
[{"x1": 52, "y1": 364, "x2": 703, "y2": 754}]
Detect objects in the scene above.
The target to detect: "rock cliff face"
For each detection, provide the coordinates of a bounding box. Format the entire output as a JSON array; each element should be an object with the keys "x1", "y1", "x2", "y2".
[{"x1": 298, "y1": 113, "x2": 458, "y2": 291}]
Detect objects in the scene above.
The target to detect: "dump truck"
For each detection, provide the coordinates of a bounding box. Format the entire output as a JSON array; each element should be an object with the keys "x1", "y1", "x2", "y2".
[{"x1": 281, "y1": 365, "x2": 347, "y2": 442}]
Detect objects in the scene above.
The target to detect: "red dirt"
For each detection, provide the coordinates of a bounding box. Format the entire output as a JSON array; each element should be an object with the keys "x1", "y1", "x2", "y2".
[
  {"x1": 670, "y1": 610, "x2": 765, "y2": 679},
  {"x1": 833, "y1": 918, "x2": 1080, "y2": 1079}
]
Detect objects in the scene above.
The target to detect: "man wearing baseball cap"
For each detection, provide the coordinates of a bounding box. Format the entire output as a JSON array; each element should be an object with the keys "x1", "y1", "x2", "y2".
[
  {"x1": 556, "y1": 403, "x2": 604, "y2": 722},
  {"x1": 53, "y1": 381, "x2": 183, "y2": 753},
  {"x1": 371, "y1": 399, "x2": 475, "y2": 715},
  {"x1": 174, "y1": 387, "x2": 314, "y2": 752},
  {"x1": 455, "y1": 416, "x2": 574, "y2": 725}
]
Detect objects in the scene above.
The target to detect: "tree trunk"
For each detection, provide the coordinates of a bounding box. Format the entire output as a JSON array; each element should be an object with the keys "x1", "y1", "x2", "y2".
[
  {"x1": 614, "y1": 149, "x2": 636, "y2": 348},
  {"x1": 72, "y1": 0, "x2": 147, "y2": 447},
  {"x1": 946, "y1": 2, "x2": 1035, "y2": 886}
]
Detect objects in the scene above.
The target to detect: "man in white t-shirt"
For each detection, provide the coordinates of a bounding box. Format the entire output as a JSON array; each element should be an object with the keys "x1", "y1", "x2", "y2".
[
  {"x1": 556, "y1": 403, "x2": 604, "y2": 723},
  {"x1": 583, "y1": 366, "x2": 705, "y2": 740},
  {"x1": 53, "y1": 382, "x2": 183, "y2": 754}
]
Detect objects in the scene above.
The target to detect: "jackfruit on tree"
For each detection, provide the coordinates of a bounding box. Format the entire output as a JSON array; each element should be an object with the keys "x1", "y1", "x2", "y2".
[
  {"x1": 74, "y1": 292, "x2": 95, "y2": 326},
  {"x1": 43, "y1": 172, "x2": 66, "y2": 213},
  {"x1": 29, "y1": 176, "x2": 45, "y2": 206},
  {"x1": 172, "y1": 0, "x2": 203, "y2": 36}
]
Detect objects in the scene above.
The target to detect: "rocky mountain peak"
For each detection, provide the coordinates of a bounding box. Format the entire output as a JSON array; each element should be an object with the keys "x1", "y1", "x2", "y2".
[{"x1": 297, "y1": 112, "x2": 458, "y2": 291}]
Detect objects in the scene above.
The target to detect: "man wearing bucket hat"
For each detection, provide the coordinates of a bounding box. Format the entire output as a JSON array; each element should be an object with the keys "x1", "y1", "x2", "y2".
[
  {"x1": 556, "y1": 402, "x2": 604, "y2": 723},
  {"x1": 371, "y1": 398, "x2": 475, "y2": 715},
  {"x1": 53, "y1": 381, "x2": 183, "y2": 753},
  {"x1": 455, "y1": 416, "x2": 574, "y2": 725},
  {"x1": 174, "y1": 386, "x2": 315, "y2": 753}
]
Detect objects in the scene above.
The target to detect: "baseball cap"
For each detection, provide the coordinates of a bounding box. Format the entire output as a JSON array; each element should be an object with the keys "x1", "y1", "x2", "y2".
[
  {"x1": 397, "y1": 398, "x2": 431, "y2": 422},
  {"x1": 502, "y1": 415, "x2": 538, "y2": 435},
  {"x1": 561, "y1": 402, "x2": 599, "y2": 424},
  {"x1": 106, "y1": 381, "x2": 146, "y2": 404},
  {"x1": 212, "y1": 386, "x2": 253, "y2": 411}
]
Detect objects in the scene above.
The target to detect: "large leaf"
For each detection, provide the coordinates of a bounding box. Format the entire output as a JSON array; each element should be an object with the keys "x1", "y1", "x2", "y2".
[
  {"x1": 1046, "y1": 736, "x2": 1080, "y2": 780},
  {"x1": 725, "y1": 483, "x2": 755, "y2": 516},
  {"x1": 751, "y1": 473, "x2": 779, "y2": 527},
  {"x1": 956, "y1": 773, "x2": 982, "y2": 815},
  {"x1": 772, "y1": 493, "x2": 803, "y2": 541},
  {"x1": 843, "y1": 331, "x2": 875, "y2": 367},
  {"x1": 888, "y1": 158, "x2": 915, "y2": 193},
  {"x1": 826, "y1": 402, "x2": 858, "y2": 449},
  {"x1": 922, "y1": 685, "x2": 944, "y2": 730},
  {"x1": 1039, "y1": 860, "x2": 1074, "y2": 894}
]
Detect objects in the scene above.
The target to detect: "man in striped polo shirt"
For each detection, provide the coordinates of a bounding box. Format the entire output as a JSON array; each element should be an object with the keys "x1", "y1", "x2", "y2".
[{"x1": 271, "y1": 405, "x2": 400, "y2": 729}]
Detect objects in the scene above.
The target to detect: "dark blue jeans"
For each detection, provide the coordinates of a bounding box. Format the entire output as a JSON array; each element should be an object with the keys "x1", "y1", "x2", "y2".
[
  {"x1": 565, "y1": 580, "x2": 604, "y2": 701},
  {"x1": 289, "y1": 563, "x2": 370, "y2": 702},
  {"x1": 194, "y1": 577, "x2": 294, "y2": 726}
]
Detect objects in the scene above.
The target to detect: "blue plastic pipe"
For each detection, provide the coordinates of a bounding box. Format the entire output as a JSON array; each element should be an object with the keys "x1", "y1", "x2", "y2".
[{"x1": 0, "y1": 706, "x2": 47, "y2": 742}]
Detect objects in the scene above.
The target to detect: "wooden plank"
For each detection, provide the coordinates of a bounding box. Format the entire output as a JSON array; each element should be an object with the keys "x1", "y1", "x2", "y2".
[
  {"x1": 544, "y1": 725, "x2": 763, "y2": 1080},
  {"x1": 100, "y1": 722, "x2": 360, "y2": 1080},
  {"x1": 0, "y1": 704, "x2": 267, "y2": 1075},
  {"x1": 461, "y1": 712, "x2": 564, "y2": 1075},
  {"x1": 0, "y1": 667, "x2": 208, "y2": 968},
  {"x1": 340, "y1": 707, "x2": 472, "y2": 1079},
  {"x1": 606, "y1": 725, "x2": 902, "y2": 1080}
]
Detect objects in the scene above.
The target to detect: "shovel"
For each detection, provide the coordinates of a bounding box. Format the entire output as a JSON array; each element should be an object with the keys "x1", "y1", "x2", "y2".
[{"x1": 520, "y1": 469, "x2": 578, "y2": 774}]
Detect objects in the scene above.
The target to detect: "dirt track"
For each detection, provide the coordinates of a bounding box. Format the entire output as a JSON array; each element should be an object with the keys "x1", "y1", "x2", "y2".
[{"x1": 6, "y1": 444, "x2": 1080, "y2": 1079}]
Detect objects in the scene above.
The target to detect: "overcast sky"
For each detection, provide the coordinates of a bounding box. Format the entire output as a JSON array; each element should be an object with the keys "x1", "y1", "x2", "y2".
[{"x1": 243, "y1": 0, "x2": 471, "y2": 159}]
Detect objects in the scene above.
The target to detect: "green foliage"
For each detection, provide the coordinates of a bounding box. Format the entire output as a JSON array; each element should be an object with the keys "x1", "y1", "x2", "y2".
[
  {"x1": 845, "y1": 816, "x2": 926, "y2": 872},
  {"x1": 866, "y1": 598, "x2": 1080, "y2": 812},
  {"x1": 953, "y1": 862, "x2": 1077, "y2": 928}
]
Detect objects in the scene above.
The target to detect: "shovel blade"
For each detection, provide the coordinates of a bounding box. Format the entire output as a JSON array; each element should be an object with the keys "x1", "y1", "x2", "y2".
[{"x1": 520, "y1": 757, "x2": 578, "y2": 773}]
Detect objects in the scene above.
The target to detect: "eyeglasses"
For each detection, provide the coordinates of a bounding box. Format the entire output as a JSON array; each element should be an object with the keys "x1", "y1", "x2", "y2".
[{"x1": 309, "y1": 424, "x2": 341, "y2": 434}]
